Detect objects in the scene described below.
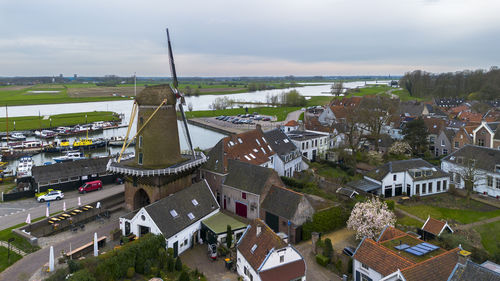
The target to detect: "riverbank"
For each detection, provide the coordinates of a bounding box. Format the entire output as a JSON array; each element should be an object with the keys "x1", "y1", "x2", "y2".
[{"x1": 0, "y1": 111, "x2": 120, "y2": 132}]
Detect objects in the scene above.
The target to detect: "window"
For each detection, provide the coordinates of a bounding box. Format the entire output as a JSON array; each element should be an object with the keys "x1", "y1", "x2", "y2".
[
  {"x1": 187, "y1": 212, "x2": 195, "y2": 220},
  {"x1": 430, "y1": 136, "x2": 435, "y2": 143},
  {"x1": 306, "y1": 142, "x2": 309, "y2": 149},
  {"x1": 441, "y1": 139, "x2": 445, "y2": 146},
  {"x1": 280, "y1": 255, "x2": 284, "y2": 263},
  {"x1": 428, "y1": 182, "x2": 433, "y2": 193},
  {"x1": 315, "y1": 140, "x2": 318, "y2": 147},
  {"x1": 422, "y1": 183, "x2": 427, "y2": 194},
  {"x1": 414, "y1": 171, "x2": 422, "y2": 178},
  {"x1": 443, "y1": 180, "x2": 447, "y2": 190},
  {"x1": 437, "y1": 181, "x2": 441, "y2": 191},
  {"x1": 478, "y1": 139, "x2": 485, "y2": 146},
  {"x1": 443, "y1": 149, "x2": 448, "y2": 155},
  {"x1": 184, "y1": 239, "x2": 188, "y2": 246},
  {"x1": 251, "y1": 244, "x2": 257, "y2": 253},
  {"x1": 454, "y1": 141, "x2": 459, "y2": 148},
  {"x1": 487, "y1": 176, "x2": 493, "y2": 187},
  {"x1": 302, "y1": 143, "x2": 304, "y2": 150},
  {"x1": 138, "y1": 135, "x2": 143, "y2": 148},
  {"x1": 138, "y1": 152, "x2": 143, "y2": 165},
  {"x1": 456, "y1": 173, "x2": 461, "y2": 184},
  {"x1": 361, "y1": 263, "x2": 369, "y2": 270},
  {"x1": 169, "y1": 210, "x2": 178, "y2": 218},
  {"x1": 242, "y1": 192, "x2": 247, "y2": 199},
  {"x1": 496, "y1": 178, "x2": 500, "y2": 189},
  {"x1": 393, "y1": 175, "x2": 397, "y2": 181},
  {"x1": 244, "y1": 266, "x2": 248, "y2": 275},
  {"x1": 140, "y1": 117, "x2": 144, "y2": 125},
  {"x1": 416, "y1": 184, "x2": 420, "y2": 194}
]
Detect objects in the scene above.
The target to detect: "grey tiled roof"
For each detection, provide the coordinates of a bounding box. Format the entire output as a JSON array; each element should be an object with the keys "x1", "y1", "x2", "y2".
[
  {"x1": 261, "y1": 186, "x2": 303, "y2": 220},
  {"x1": 366, "y1": 159, "x2": 435, "y2": 181},
  {"x1": 32, "y1": 158, "x2": 110, "y2": 183},
  {"x1": 223, "y1": 159, "x2": 273, "y2": 195},
  {"x1": 143, "y1": 180, "x2": 219, "y2": 239},
  {"x1": 202, "y1": 140, "x2": 225, "y2": 174},
  {"x1": 448, "y1": 260, "x2": 500, "y2": 281},
  {"x1": 345, "y1": 179, "x2": 381, "y2": 192},
  {"x1": 263, "y1": 129, "x2": 300, "y2": 162},
  {"x1": 442, "y1": 145, "x2": 500, "y2": 174}
]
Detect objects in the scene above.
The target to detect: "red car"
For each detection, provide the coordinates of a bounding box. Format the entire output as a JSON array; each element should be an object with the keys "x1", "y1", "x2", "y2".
[{"x1": 79, "y1": 180, "x2": 103, "y2": 194}]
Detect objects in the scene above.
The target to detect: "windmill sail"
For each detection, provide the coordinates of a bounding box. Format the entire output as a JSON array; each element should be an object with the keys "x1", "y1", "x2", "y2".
[{"x1": 166, "y1": 28, "x2": 195, "y2": 157}]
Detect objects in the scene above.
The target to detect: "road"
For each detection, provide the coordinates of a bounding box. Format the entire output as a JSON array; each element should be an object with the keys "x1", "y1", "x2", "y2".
[
  {"x1": 0, "y1": 219, "x2": 118, "y2": 281},
  {"x1": 0, "y1": 184, "x2": 124, "y2": 230}
]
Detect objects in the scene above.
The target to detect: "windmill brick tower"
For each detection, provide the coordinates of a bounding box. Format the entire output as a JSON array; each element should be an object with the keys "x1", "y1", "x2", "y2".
[{"x1": 107, "y1": 30, "x2": 206, "y2": 210}]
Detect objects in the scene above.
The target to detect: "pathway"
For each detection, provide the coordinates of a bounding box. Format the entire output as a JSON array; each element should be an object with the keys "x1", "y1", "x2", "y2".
[
  {"x1": 456, "y1": 215, "x2": 500, "y2": 230},
  {"x1": 295, "y1": 240, "x2": 342, "y2": 281}
]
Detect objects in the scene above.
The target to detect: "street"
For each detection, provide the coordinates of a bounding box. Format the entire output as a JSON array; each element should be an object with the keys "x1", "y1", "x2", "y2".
[{"x1": 0, "y1": 184, "x2": 124, "y2": 231}]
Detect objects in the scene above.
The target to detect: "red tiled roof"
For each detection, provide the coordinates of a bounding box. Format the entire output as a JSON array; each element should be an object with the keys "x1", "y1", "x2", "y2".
[
  {"x1": 284, "y1": 120, "x2": 299, "y2": 127},
  {"x1": 259, "y1": 259, "x2": 306, "y2": 281},
  {"x1": 401, "y1": 248, "x2": 460, "y2": 281},
  {"x1": 378, "y1": 226, "x2": 407, "y2": 242},
  {"x1": 457, "y1": 111, "x2": 483, "y2": 123},
  {"x1": 305, "y1": 116, "x2": 333, "y2": 133},
  {"x1": 330, "y1": 106, "x2": 350, "y2": 119},
  {"x1": 237, "y1": 219, "x2": 287, "y2": 271},
  {"x1": 353, "y1": 238, "x2": 414, "y2": 276},
  {"x1": 330, "y1": 96, "x2": 363, "y2": 107},
  {"x1": 422, "y1": 217, "x2": 446, "y2": 236},
  {"x1": 423, "y1": 118, "x2": 446, "y2": 135},
  {"x1": 222, "y1": 128, "x2": 275, "y2": 169}
]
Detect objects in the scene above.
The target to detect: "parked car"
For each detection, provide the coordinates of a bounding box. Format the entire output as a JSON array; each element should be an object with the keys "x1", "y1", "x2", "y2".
[
  {"x1": 254, "y1": 116, "x2": 262, "y2": 120},
  {"x1": 78, "y1": 180, "x2": 103, "y2": 194},
  {"x1": 343, "y1": 246, "x2": 355, "y2": 257},
  {"x1": 37, "y1": 190, "x2": 64, "y2": 202},
  {"x1": 262, "y1": 117, "x2": 271, "y2": 121}
]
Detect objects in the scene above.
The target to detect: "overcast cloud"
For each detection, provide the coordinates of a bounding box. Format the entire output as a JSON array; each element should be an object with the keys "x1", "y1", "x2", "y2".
[{"x1": 1, "y1": 0, "x2": 499, "y2": 76}]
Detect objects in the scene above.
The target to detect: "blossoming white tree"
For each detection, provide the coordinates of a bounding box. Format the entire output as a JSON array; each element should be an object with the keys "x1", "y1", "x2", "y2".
[{"x1": 347, "y1": 197, "x2": 396, "y2": 240}]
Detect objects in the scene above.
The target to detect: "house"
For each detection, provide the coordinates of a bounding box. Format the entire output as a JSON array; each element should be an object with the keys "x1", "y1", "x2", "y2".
[
  {"x1": 286, "y1": 130, "x2": 330, "y2": 161},
  {"x1": 318, "y1": 105, "x2": 350, "y2": 126},
  {"x1": 441, "y1": 145, "x2": 500, "y2": 198},
  {"x1": 472, "y1": 121, "x2": 500, "y2": 149},
  {"x1": 119, "y1": 180, "x2": 219, "y2": 257},
  {"x1": 420, "y1": 216, "x2": 453, "y2": 240},
  {"x1": 448, "y1": 260, "x2": 500, "y2": 281},
  {"x1": 435, "y1": 128, "x2": 456, "y2": 157},
  {"x1": 399, "y1": 101, "x2": 432, "y2": 117},
  {"x1": 361, "y1": 159, "x2": 450, "y2": 197},
  {"x1": 260, "y1": 185, "x2": 314, "y2": 243},
  {"x1": 200, "y1": 212, "x2": 247, "y2": 247},
  {"x1": 281, "y1": 120, "x2": 300, "y2": 132},
  {"x1": 423, "y1": 117, "x2": 446, "y2": 154},
  {"x1": 352, "y1": 226, "x2": 460, "y2": 281},
  {"x1": 434, "y1": 97, "x2": 465, "y2": 108},
  {"x1": 451, "y1": 127, "x2": 473, "y2": 152},
  {"x1": 366, "y1": 134, "x2": 394, "y2": 154},
  {"x1": 236, "y1": 219, "x2": 306, "y2": 281},
  {"x1": 264, "y1": 128, "x2": 305, "y2": 177},
  {"x1": 221, "y1": 160, "x2": 284, "y2": 219}
]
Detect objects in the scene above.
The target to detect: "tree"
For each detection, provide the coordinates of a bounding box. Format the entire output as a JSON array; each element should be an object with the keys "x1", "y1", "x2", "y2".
[
  {"x1": 324, "y1": 238, "x2": 333, "y2": 259},
  {"x1": 209, "y1": 97, "x2": 234, "y2": 110},
  {"x1": 347, "y1": 197, "x2": 396, "y2": 240},
  {"x1": 358, "y1": 97, "x2": 398, "y2": 150},
  {"x1": 175, "y1": 257, "x2": 183, "y2": 271},
  {"x1": 403, "y1": 118, "x2": 429, "y2": 156},
  {"x1": 330, "y1": 82, "x2": 344, "y2": 96},
  {"x1": 226, "y1": 225, "x2": 233, "y2": 249},
  {"x1": 388, "y1": 141, "x2": 412, "y2": 156},
  {"x1": 453, "y1": 156, "x2": 484, "y2": 206}
]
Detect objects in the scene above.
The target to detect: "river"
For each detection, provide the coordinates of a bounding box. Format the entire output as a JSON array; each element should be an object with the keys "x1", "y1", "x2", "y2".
[{"x1": 2, "y1": 81, "x2": 389, "y2": 169}]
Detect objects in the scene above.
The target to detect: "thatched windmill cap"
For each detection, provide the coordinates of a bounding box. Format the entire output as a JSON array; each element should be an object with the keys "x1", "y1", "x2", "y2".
[{"x1": 135, "y1": 84, "x2": 177, "y2": 106}]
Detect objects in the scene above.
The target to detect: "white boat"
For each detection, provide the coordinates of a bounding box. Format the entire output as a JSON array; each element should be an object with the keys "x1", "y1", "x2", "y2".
[
  {"x1": 35, "y1": 130, "x2": 57, "y2": 138},
  {"x1": 2, "y1": 133, "x2": 26, "y2": 141},
  {"x1": 91, "y1": 121, "x2": 104, "y2": 131},
  {"x1": 16, "y1": 156, "x2": 34, "y2": 178},
  {"x1": 53, "y1": 151, "x2": 86, "y2": 163},
  {"x1": 8, "y1": 140, "x2": 45, "y2": 150},
  {"x1": 109, "y1": 136, "x2": 135, "y2": 146}
]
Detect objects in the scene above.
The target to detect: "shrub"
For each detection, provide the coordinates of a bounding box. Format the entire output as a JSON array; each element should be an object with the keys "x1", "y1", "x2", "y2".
[
  {"x1": 68, "y1": 259, "x2": 81, "y2": 273},
  {"x1": 167, "y1": 257, "x2": 175, "y2": 272},
  {"x1": 302, "y1": 206, "x2": 350, "y2": 240},
  {"x1": 68, "y1": 269, "x2": 96, "y2": 281},
  {"x1": 386, "y1": 200, "x2": 395, "y2": 211},
  {"x1": 281, "y1": 176, "x2": 304, "y2": 189},
  {"x1": 324, "y1": 238, "x2": 333, "y2": 259},
  {"x1": 126, "y1": 267, "x2": 135, "y2": 278},
  {"x1": 316, "y1": 254, "x2": 330, "y2": 267},
  {"x1": 178, "y1": 271, "x2": 190, "y2": 281},
  {"x1": 226, "y1": 225, "x2": 233, "y2": 249},
  {"x1": 175, "y1": 257, "x2": 183, "y2": 271},
  {"x1": 335, "y1": 259, "x2": 342, "y2": 272},
  {"x1": 45, "y1": 268, "x2": 69, "y2": 281}
]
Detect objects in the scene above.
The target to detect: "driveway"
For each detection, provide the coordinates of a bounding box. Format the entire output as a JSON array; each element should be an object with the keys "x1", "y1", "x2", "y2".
[
  {"x1": 181, "y1": 244, "x2": 238, "y2": 281},
  {"x1": 295, "y1": 241, "x2": 342, "y2": 281}
]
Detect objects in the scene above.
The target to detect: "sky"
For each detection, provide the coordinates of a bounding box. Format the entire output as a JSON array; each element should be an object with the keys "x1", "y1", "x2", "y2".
[{"x1": 1, "y1": 0, "x2": 499, "y2": 77}]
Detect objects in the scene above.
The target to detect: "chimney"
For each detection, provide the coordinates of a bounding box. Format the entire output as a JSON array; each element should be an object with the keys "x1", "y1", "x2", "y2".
[
  {"x1": 457, "y1": 249, "x2": 471, "y2": 265},
  {"x1": 256, "y1": 226, "x2": 261, "y2": 237}
]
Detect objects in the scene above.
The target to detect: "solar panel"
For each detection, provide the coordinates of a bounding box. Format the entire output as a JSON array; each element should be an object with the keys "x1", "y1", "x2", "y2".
[
  {"x1": 414, "y1": 244, "x2": 432, "y2": 252},
  {"x1": 405, "y1": 248, "x2": 425, "y2": 256},
  {"x1": 395, "y1": 244, "x2": 410, "y2": 250},
  {"x1": 421, "y1": 243, "x2": 439, "y2": 250}
]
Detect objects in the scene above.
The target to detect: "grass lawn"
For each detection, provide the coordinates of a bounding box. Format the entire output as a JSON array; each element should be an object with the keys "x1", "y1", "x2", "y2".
[
  {"x1": 309, "y1": 162, "x2": 361, "y2": 183},
  {"x1": 185, "y1": 106, "x2": 301, "y2": 121},
  {"x1": 396, "y1": 213, "x2": 423, "y2": 228},
  {"x1": 391, "y1": 88, "x2": 427, "y2": 102},
  {"x1": 0, "y1": 246, "x2": 22, "y2": 272},
  {"x1": 306, "y1": 96, "x2": 332, "y2": 106},
  {"x1": 474, "y1": 221, "x2": 500, "y2": 256},
  {"x1": 397, "y1": 203, "x2": 500, "y2": 224},
  {"x1": 0, "y1": 222, "x2": 40, "y2": 254},
  {"x1": 0, "y1": 111, "x2": 119, "y2": 132}
]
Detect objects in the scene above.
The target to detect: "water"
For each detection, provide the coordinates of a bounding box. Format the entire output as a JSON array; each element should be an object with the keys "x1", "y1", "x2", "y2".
[{"x1": 1, "y1": 80, "x2": 389, "y2": 170}]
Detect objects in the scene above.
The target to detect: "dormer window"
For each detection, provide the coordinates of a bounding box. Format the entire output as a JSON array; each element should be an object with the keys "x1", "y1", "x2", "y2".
[
  {"x1": 414, "y1": 171, "x2": 422, "y2": 178},
  {"x1": 425, "y1": 170, "x2": 432, "y2": 176}
]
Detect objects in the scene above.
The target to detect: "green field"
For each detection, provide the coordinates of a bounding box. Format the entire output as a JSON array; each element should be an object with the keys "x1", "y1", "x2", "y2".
[
  {"x1": 474, "y1": 221, "x2": 500, "y2": 256},
  {"x1": 0, "y1": 111, "x2": 119, "y2": 132},
  {"x1": 397, "y1": 204, "x2": 500, "y2": 224},
  {"x1": 185, "y1": 106, "x2": 301, "y2": 121},
  {"x1": 396, "y1": 214, "x2": 423, "y2": 228},
  {"x1": 0, "y1": 246, "x2": 22, "y2": 273}
]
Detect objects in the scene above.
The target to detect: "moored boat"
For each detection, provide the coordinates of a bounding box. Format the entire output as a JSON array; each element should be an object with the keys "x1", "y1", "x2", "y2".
[{"x1": 53, "y1": 151, "x2": 86, "y2": 163}]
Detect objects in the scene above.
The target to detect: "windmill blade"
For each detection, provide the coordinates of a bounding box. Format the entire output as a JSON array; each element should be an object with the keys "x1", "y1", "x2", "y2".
[
  {"x1": 166, "y1": 28, "x2": 179, "y2": 90},
  {"x1": 165, "y1": 28, "x2": 195, "y2": 157}
]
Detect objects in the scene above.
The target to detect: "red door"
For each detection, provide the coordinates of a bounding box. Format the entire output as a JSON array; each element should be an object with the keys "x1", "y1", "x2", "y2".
[{"x1": 235, "y1": 202, "x2": 247, "y2": 218}]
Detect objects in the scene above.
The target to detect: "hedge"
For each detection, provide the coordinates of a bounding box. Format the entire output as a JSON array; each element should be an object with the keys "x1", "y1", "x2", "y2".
[
  {"x1": 302, "y1": 206, "x2": 350, "y2": 240},
  {"x1": 316, "y1": 254, "x2": 330, "y2": 267}
]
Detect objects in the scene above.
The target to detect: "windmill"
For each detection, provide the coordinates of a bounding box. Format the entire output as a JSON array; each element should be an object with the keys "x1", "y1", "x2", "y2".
[{"x1": 166, "y1": 28, "x2": 195, "y2": 157}]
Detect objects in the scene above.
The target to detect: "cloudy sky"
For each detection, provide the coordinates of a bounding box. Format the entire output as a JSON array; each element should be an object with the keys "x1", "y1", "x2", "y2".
[{"x1": 1, "y1": 0, "x2": 499, "y2": 77}]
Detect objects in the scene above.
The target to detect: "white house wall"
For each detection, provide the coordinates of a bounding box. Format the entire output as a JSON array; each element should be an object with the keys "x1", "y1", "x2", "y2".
[
  {"x1": 237, "y1": 249, "x2": 261, "y2": 281},
  {"x1": 353, "y1": 259, "x2": 384, "y2": 281},
  {"x1": 259, "y1": 246, "x2": 303, "y2": 271},
  {"x1": 442, "y1": 160, "x2": 500, "y2": 198}
]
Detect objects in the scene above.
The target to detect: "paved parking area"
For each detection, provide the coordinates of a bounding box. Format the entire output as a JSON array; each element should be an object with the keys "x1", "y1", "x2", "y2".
[{"x1": 181, "y1": 244, "x2": 238, "y2": 281}]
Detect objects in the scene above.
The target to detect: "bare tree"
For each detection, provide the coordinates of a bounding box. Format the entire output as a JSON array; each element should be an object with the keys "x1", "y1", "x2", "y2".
[
  {"x1": 331, "y1": 82, "x2": 344, "y2": 97},
  {"x1": 358, "y1": 97, "x2": 398, "y2": 150},
  {"x1": 455, "y1": 157, "x2": 484, "y2": 206}
]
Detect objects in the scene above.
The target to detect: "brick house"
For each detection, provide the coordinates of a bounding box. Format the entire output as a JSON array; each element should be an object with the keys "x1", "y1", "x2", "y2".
[
  {"x1": 451, "y1": 127, "x2": 473, "y2": 152},
  {"x1": 435, "y1": 128, "x2": 456, "y2": 157},
  {"x1": 473, "y1": 121, "x2": 500, "y2": 149},
  {"x1": 259, "y1": 185, "x2": 314, "y2": 243}
]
